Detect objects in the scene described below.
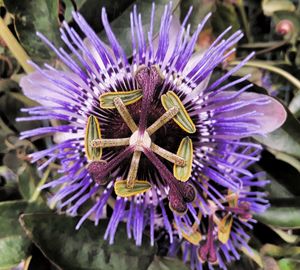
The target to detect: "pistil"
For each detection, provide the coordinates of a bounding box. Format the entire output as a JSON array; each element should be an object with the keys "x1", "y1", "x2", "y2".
[
  {"x1": 150, "y1": 143, "x2": 186, "y2": 166},
  {"x1": 198, "y1": 215, "x2": 218, "y2": 264},
  {"x1": 127, "y1": 151, "x2": 142, "y2": 188},
  {"x1": 87, "y1": 65, "x2": 195, "y2": 206},
  {"x1": 87, "y1": 146, "x2": 134, "y2": 184},
  {"x1": 135, "y1": 65, "x2": 163, "y2": 133},
  {"x1": 146, "y1": 107, "x2": 179, "y2": 135},
  {"x1": 91, "y1": 138, "x2": 130, "y2": 148}
]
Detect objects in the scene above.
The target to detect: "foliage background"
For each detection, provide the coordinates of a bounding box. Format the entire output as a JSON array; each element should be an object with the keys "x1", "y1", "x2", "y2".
[{"x1": 0, "y1": 0, "x2": 300, "y2": 269}]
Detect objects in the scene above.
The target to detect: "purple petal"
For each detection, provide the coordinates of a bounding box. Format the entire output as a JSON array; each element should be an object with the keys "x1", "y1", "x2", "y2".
[
  {"x1": 20, "y1": 70, "x2": 82, "y2": 107},
  {"x1": 214, "y1": 91, "x2": 287, "y2": 135},
  {"x1": 152, "y1": 15, "x2": 181, "y2": 63}
]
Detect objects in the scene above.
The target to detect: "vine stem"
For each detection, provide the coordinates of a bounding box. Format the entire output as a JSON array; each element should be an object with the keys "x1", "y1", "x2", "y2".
[
  {"x1": 0, "y1": 17, "x2": 34, "y2": 74},
  {"x1": 29, "y1": 167, "x2": 51, "y2": 202},
  {"x1": 229, "y1": 60, "x2": 300, "y2": 90},
  {"x1": 236, "y1": 1, "x2": 253, "y2": 43}
]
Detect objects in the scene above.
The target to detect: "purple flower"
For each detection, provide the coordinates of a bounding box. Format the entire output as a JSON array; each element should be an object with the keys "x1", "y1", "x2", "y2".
[{"x1": 18, "y1": 3, "x2": 286, "y2": 269}]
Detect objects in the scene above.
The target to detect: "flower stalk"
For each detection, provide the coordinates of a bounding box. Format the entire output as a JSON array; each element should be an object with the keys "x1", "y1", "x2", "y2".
[{"x1": 0, "y1": 17, "x2": 34, "y2": 74}]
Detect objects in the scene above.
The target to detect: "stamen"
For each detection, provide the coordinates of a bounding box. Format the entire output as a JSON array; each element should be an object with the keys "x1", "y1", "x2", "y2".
[
  {"x1": 146, "y1": 107, "x2": 179, "y2": 135},
  {"x1": 91, "y1": 138, "x2": 130, "y2": 148},
  {"x1": 150, "y1": 143, "x2": 186, "y2": 166},
  {"x1": 113, "y1": 97, "x2": 138, "y2": 132},
  {"x1": 218, "y1": 213, "x2": 233, "y2": 244},
  {"x1": 127, "y1": 151, "x2": 142, "y2": 188},
  {"x1": 174, "y1": 222, "x2": 202, "y2": 245}
]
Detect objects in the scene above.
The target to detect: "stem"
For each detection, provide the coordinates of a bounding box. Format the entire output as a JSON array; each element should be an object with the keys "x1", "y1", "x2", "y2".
[
  {"x1": 0, "y1": 17, "x2": 34, "y2": 74},
  {"x1": 236, "y1": 1, "x2": 253, "y2": 43},
  {"x1": 229, "y1": 60, "x2": 300, "y2": 90},
  {"x1": 29, "y1": 167, "x2": 51, "y2": 202}
]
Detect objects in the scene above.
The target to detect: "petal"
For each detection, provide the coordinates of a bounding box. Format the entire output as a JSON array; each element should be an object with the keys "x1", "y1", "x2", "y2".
[
  {"x1": 152, "y1": 15, "x2": 181, "y2": 63},
  {"x1": 20, "y1": 70, "x2": 84, "y2": 107},
  {"x1": 182, "y1": 51, "x2": 211, "y2": 99},
  {"x1": 53, "y1": 132, "x2": 81, "y2": 144},
  {"x1": 83, "y1": 37, "x2": 115, "y2": 71},
  {"x1": 183, "y1": 51, "x2": 205, "y2": 75},
  {"x1": 213, "y1": 91, "x2": 287, "y2": 135}
]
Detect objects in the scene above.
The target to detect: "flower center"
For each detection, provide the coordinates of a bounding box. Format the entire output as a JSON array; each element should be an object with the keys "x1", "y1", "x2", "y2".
[{"x1": 84, "y1": 65, "x2": 197, "y2": 214}]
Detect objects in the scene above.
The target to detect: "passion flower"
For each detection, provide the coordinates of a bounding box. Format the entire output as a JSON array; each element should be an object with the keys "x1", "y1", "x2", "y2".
[{"x1": 19, "y1": 3, "x2": 286, "y2": 269}]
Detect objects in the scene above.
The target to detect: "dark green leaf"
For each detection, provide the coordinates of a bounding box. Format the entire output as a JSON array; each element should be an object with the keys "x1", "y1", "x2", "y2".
[
  {"x1": 262, "y1": 0, "x2": 296, "y2": 16},
  {"x1": 99, "y1": 0, "x2": 180, "y2": 56},
  {"x1": 0, "y1": 79, "x2": 41, "y2": 133},
  {"x1": 278, "y1": 258, "x2": 300, "y2": 270},
  {"x1": 147, "y1": 257, "x2": 190, "y2": 270},
  {"x1": 180, "y1": 0, "x2": 215, "y2": 34},
  {"x1": 261, "y1": 244, "x2": 300, "y2": 258},
  {"x1": 255, "y1": 199, "x2": 300, "y2": 228},
  {"x1": 0, "y1": 200, "x2": 31, "y2": 269},
  {"x1": 76, "y1": 0, "x2": 134, "y2": 34},
  {"x1": 18, "y1": 164, "x2": 40, "y2": 200},
  {"x1": 289, "y1": 93, "x2": 300, "y2": 118},
  {"x1": 211, "y1": 1, "x2": 240, "y2": 36},
  {"x1": 254, "y1": 110, "x2": 300, "y2": 159},
  {"x1": 3, "y1": 0, "x2": 62, "y2": 61},
  {"x1": 20, "y1": 213, "x2": 156, "y2": 270}
]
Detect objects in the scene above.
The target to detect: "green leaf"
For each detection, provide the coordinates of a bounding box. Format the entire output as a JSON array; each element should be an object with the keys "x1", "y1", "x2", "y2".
[
  {"x1": 0, "y1": 200, "x2": 31, "y2": 269},
  {"x1": 3, "y1": 0, "x2": 62, "y2": 61},
  {"x1": 180, "y1": 0, "x2": 215, "y2": 34},
  {"x1": 255, "y1": 200, "x2": 300, "y2": 229},
  {"x1": 278, "y1": 258, "x2": 300, "y2": 270},
  {"x1": 211, "y1": 1, "x2": 240, "y2": 36},
  {"x1": 261, "y1": 244, "x2": 300, "y2": 258},
  {"x1": 240, "y1": 246, "x2": 263, "y2": 268},
  {"x1": 147, "y1": 257, "x2": 190, "y2": 270},
  {"x1": 0, "y1": 79, "x2": 40, "y2": 134},
  {"x1": 256, "y1": 153, "x2": 300, "y2": 198},
  {"x1": 254, "y1": 110, "x2": 300, "y2": 159},
  {"x1": 20, "y1": 213, "x2": 156, "y2": 270},
  {"x1": 289, "y1": 93, "x2": 300, "y2": 118},
  {"x1": 99, "y1": 0, "x2": 180, "y2": 56},
  {"x1": 270, "y1": 226, "x2": 300, "y2": 244},
  {"x1": 18, "y1": 164, "x2": 41, "y2": 201},
  {"x1": 262, "y1": 0, "x2": 296, "y2": 16}
]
